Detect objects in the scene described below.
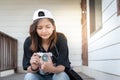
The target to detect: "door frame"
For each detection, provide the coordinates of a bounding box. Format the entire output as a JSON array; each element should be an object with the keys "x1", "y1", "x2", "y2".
[{"x1": 81, "y1": 0, "x2": 88, "y2": 66}]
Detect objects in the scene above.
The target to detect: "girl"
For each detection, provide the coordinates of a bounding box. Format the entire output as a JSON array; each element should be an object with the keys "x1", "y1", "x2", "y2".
[{"x1": 23, "y1": 9, "x2": 70, "y2": 80}]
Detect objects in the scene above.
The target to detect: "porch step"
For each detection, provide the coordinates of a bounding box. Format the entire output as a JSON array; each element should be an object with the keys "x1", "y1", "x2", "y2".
[
  {"x1": 0, "y1": 70, "x2": 14, "y2": 77},
  {"x1": 0, "y1": 72, "x2": 95, "y2": 80},
  {"x1": 78, "y1": 72, "x2": 95, "y2": 80},
  {"x1": 0, "y1": 73, "x2": 25, "y2": 80}
]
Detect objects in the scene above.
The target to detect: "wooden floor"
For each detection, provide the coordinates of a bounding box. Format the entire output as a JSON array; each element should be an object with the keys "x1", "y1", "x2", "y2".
[{"x1": 0, "y1": 72, "x2": 95, "y2": 80}]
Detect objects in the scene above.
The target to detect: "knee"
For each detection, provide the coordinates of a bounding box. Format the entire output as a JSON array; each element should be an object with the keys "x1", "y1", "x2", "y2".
[
  {"x1": 24, "y1": 73, "x2": 38, "y2": 80},
  {"x1": 53, "y1": 72, "x2": 70, "y2": 80}
]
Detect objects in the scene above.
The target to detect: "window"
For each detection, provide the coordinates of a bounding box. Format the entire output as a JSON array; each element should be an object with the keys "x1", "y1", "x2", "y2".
[
  {"x1": 89, "y1": 0, "x2": 102, "y2": 35},
  {"x1": 117, "y1": 0, "x2": 120, "y2": 16}
]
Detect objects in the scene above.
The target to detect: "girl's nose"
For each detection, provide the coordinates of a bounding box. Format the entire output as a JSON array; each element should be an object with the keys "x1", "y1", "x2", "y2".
[{"x1": 42, "y1": 28, "x2": 46, "y2": 32}]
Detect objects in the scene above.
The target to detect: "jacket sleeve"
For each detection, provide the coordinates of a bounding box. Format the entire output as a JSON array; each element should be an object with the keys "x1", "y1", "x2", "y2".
[
  {"x1": 22, "y1": 37, "x2": 32, "y2": 70},
  {"x1": 56, "y1": 33, "x2": 71, "y2": 68}
]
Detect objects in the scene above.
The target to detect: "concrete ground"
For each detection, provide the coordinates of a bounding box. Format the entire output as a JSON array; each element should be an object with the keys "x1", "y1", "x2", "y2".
[{"x1": 0, "y1": 72, "x2": 95, "y2": 80}]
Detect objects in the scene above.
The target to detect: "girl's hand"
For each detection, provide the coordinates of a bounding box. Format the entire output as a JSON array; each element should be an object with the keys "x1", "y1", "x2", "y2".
[
  {"x1": 30, "y1": 53, "x2": 41, "y2": 70},
  {"x1": 41, "y1": 55, "x2": 55, "y2": 73}
]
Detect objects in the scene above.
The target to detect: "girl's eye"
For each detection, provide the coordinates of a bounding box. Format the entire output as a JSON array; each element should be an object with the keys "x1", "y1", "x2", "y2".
[
  {"x1": 46, "y1": 26, "x2": 51, "y2": 28},
  {"x1": 37, "y1": 27, "x2": 42, "y2": 30}
]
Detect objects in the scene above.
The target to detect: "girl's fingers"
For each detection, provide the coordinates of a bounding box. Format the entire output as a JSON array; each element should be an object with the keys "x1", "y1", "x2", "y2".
[
  {"x1": 47, "y1": 54, "x2": 52, "y2": 62},
  {"x1": 33, "y1": 53, "x2": 39, "y2": 57},
  {"x1": 31, "y1": 56, "x2": 40, "y2": 64}
]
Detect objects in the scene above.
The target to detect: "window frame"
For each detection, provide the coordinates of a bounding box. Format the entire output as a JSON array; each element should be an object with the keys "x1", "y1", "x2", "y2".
[
  {"x1": 89, "y1": 0, "x2": 102, "y2": 36},
  {"x1": 117, "y1": 0, "x2": 120, "y2": 16}
]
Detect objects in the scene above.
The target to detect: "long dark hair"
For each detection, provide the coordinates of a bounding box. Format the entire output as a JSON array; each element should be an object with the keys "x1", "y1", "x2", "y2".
[{"x1": 29, "y1": 18, "x2": 57, "y2": 52}]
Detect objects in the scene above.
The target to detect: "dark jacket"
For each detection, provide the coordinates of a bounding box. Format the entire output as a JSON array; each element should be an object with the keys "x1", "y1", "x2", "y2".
[{"x1": 22, "y1": 32, "x2": 70, "y2": 71}]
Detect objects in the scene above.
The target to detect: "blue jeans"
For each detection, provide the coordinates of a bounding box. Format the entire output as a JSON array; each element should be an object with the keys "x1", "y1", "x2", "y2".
[{"x1": 24, "y1": 72, "x2": 70, "y2": 80}]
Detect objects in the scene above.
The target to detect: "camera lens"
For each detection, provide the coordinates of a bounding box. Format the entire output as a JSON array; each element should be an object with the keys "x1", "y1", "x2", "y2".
[{"x1": 42, "y1": 54, "x2": 48, "y2": 61}]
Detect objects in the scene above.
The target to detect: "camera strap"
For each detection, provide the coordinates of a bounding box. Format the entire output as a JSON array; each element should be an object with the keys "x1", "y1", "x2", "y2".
[{"x1": 54, "y1": 44, "x2": 59, "y2": 57}]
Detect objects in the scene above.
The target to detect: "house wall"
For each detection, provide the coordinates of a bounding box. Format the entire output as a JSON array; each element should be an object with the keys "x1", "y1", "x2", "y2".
[
  {"x1": 85, "y1": 0, "x2": 120, "y2": 77},
  {"x1": 0, "y1": 0, "x2": 82, "y2": 72}
]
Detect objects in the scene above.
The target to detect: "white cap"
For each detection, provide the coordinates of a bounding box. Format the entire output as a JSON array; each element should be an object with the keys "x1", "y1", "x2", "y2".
[{"x1": 33, "y1": 9, "x2": 53, "y2": 21}]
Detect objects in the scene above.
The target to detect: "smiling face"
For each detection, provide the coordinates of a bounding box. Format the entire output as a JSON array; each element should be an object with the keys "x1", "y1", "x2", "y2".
[{"x1": 36, "y1": 18, "x2": 55, "y2": 41}]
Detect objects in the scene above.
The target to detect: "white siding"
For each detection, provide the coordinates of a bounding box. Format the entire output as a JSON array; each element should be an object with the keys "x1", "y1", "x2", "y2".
[
  {"x1": 0, "y1": 0, "x2": 82, "y2": 71},
  {"x1": 88, "y1": 0, "x2": 120, "y2": 76}
]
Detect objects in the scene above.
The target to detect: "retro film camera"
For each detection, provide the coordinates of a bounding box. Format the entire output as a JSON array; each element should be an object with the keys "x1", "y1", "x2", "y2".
[
  {"x1": 37, "y1": 52, "x2": 52, "y2": 62},
  {"x1": 37, "y1": 52, "x2": 52, "y2": 75}
]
